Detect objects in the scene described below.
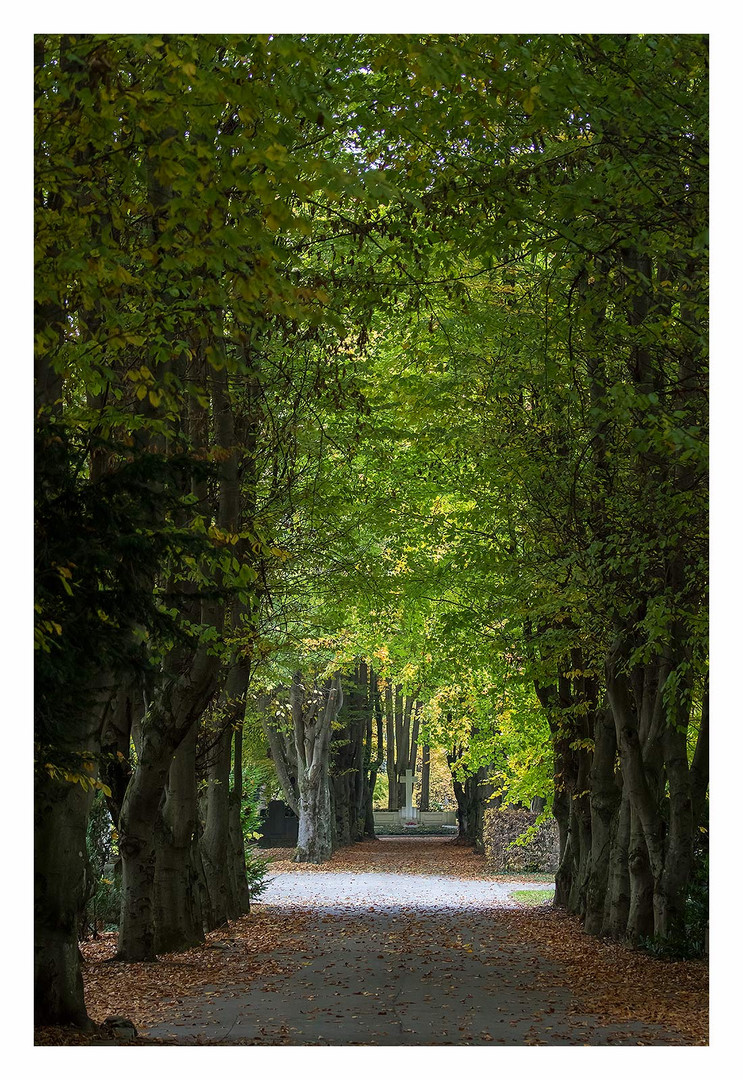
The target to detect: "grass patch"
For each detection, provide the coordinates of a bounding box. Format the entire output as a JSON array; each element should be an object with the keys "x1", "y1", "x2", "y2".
[
  {"x1": 489, "y1": 871, "x2": 555, "y2": 883},
  {"x1": 510, "y1": 887, "x2": 555, "y2": 906}
]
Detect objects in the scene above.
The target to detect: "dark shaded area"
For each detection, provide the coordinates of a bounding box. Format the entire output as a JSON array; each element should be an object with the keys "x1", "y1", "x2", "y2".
[
  {"x1": 257, "y1": 801, "x2": 299, "y2": 847},
  {"x1": 144, "y1": 907, "x2": 691, "y2": 1046}
]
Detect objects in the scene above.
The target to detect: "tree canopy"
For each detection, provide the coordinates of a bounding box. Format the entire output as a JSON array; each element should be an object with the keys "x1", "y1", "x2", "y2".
[{"x1": 34, "y1": 32, "x2": 708, "y2": 1029}]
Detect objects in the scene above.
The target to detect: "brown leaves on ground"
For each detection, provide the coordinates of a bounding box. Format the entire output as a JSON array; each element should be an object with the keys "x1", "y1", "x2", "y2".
[
  {"x1": 34, "y1": 1026, "x2": 104, "y2": 1046},
  {"x1": 496, "y1": 906, "x2": 708, "y2": 1045},
  {"x1": 262, "y1": 836, "x2": 550, "y2": 883},
  {"x1": 36, "y1": 838, "x2": 708, "y2": 1047},
  {"x1": 263, "y1": 838, "x2": 707, "y2": 1045},
  {"x1": 77, "y1": 907, "x2": 310, "y2": 1035}
]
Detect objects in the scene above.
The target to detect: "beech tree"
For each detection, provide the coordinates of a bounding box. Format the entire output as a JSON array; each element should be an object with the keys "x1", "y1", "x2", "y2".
[
  {"x1": 261, "y1": 673, "x2": 344, "y2": 863},
  {"x1": 34, "y1": 30, "x2": 411, "y2": 1016},
  {"x1": 331, "y1": 662, "x2": 383, "y2": 844},
  {"x1": 388, "y1": 34, "x2": 707, "y2": 943},
  {"x1": 35, "y1": 31, "x2": 708, "y2": 1032}
]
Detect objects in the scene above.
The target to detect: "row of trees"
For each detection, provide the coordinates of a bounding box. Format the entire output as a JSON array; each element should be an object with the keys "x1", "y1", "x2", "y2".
[
  {"x1": 256, "y1": 659, "x2": 510, "y2": 861},
  {"x1": 353, "y1": 33, "x2": 709, "y2": 945},
  {"x1": 35, "y1": 31, "x2": 388, "y2": 1024},
  {"x1": 35, "y1": 32, "x2": 708, "y2": 1030}
]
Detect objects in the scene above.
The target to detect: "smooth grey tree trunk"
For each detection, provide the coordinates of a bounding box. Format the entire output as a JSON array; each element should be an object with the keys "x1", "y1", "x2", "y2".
[
  {"x1": 419, "y1": 744, "x2": 431, "y2": 812},
  {"x1": 35, "y1": 761, "x2": 97, "y2": 1028},
  {"x1": 116, "y1": 642, "x2": 220, "y2": 962},
  {"x1": 35, "y1": 662, "x2": 114, "y2": 1027},
  {"x1": 293, "y1": 673, "x2": 343, "y2": 864},
  {"x1": 604, "y1": 787, "x2": 631, "y2": 938},
  {"x1": 584, "y1": 707, "x2": 620, "y2": 935},
  {"x1": 201, "y1": 724, "x2": 234, "y2": 929},
  {"x1": 228, "y1": 723, "x2": 252, "y2": 915},
  {"x1": 154, "y1": 724, "x2": 204, "y2": 953}
]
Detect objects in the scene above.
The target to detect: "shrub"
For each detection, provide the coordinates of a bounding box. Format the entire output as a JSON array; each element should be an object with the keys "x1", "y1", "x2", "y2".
[
  {"x1": 240, "y1": 761, "x2": 273, "y2": 900},
  {"x1": 640, "y1": 836, "x2": 708, "y2": 960}
]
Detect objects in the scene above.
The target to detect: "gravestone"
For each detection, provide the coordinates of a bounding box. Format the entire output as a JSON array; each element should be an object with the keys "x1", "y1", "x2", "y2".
[
  {"x1": 258, "y1": 800, "x2": 299, "y2": 846},
  {"x1": 400, "y1": 768, "x2": 419, "y2": 822}
]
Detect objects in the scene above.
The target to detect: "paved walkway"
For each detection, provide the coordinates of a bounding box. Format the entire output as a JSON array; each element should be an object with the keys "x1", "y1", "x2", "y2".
[{"x1": 143, "y1": 839, "x2": 687, "y2": 1046}]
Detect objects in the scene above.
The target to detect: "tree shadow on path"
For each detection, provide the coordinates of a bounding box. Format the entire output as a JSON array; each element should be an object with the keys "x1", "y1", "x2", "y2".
[{"x1": 133, "y1": 839, "x2": 705, "y2": 1046}]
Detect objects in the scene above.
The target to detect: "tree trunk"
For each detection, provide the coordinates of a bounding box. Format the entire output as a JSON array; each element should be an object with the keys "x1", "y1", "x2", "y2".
[
  {"x1": 471, "y1": 769, "x2": 496, "y2": 853},
  {"x1": 116, "y1": 644, "x2": 219, "y2": 961},
  {"x1": 34, "y1": 665, "x2": 113, "y2": 1027},
  {"x1": 606, "y1": 640, "x2": 667, "y2": 941},
  {"x1": 448, "y1": 753, "x2": 489, "y2": 846},
  {"x1": 351, "y1": 662, "x2": 370, "y2": 841},
  {"x1": 34, "y1": 768, "x2": 97, "y2": 1028},
  {"x1": 552, "y1": 769, "x2": 572, "y2": 908},
  {"x1": 409, "y1": 702, "x2": 421, "y2": 778},
  {"x1": 364, "y1": 668, "x2": 384, "y2": 836},
  {"x1": 655, "y1": 718, "x2": 694, "y2": 940},
  {"x1": 200, "y1": 660, "x2": 252, "y2": 927},
  {"x1": 228, "y1": 721, "x2": 251, "y2": 915},
  {"x1": 153, "y1": 725, "x2": 204, "y2": 953},
  {"x1": 419, "y1": 744, "x2": 431, "y2": 812},
  {"x1": 200, "y1": 724, "x2": 234, "y2": 930},
  {"x1": 585, "y1": 707, "x2": 621, "y2": 935},
  {"x1": 297, "y1": 765, "x2": 334, "y2": 863},
  {"x1": 331, "y1": 661, "x2": 372, "y2": 846},
  {"x1": 292, "y1": 673, "x2": 343, "y2": 864},
  {"x1": 385, "y1": 684, "x2": 398, "y2": 811},
  {"x1": 627, "y1": 807, "x2": 654, "y2": 942},
  {"x1": 330, "y1": 676, "x2": 357, "y2": 848},
  {"x1": 603, "y1": 784, "x2": 631, "y2": 937},
  {"x1": 569, "y1": 751, "x2": 593, "y2": 916},
  {"x1": 117, "y1": 750, "x2": 166, "y2": 962}
]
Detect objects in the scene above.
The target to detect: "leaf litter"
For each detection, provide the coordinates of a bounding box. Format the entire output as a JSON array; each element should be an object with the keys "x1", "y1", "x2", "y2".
[{"x1": 37, "y1": 836, "x2": 707, "y2": 1046}]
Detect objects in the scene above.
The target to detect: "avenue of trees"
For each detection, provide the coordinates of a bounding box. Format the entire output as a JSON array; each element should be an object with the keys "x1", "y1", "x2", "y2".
[{"x1": 35, "y1": 33, "x2": 708, "y2": 1030}]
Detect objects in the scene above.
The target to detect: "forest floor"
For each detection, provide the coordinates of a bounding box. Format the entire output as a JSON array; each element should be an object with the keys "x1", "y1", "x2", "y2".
[{"x1": 38, "y1": 837, "x2": 708, "y2": 1046}]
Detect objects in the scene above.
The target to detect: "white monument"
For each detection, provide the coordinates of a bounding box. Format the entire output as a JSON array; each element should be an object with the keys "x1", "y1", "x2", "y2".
[{"x1": 400, "y1": 768, "x2": 419, "y2": 822}]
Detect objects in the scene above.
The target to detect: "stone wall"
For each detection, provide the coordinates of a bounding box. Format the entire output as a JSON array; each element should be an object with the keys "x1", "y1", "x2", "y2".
[
  {"x1": 373, "y1": 810, "x2": 457, "y2": 827},
  {"x1": 483, "y1": 807, "x2": 560, "y2": 873}
]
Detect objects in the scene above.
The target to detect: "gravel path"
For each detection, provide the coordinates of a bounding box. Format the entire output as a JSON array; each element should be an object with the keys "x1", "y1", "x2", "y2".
[{"x1": 260, "y1": 870, "x2": 548, "y2": 910}]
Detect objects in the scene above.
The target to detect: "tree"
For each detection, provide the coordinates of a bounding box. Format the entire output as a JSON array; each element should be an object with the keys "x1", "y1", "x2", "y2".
[{"x1": 35, "y1": 33, "x2": 708, "y2": 1031}]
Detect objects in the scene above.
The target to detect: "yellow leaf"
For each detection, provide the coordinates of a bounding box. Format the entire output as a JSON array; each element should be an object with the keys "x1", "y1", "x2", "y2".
[
  {"x1": 114, "y1": 265, "x2": 135, "y2": 285},
  {"x1": 523, "y1": 86, "x2": 540, "y2": 115},
  {"x1": 264, "y1": 143, "x2": 288, "y2": 164}
]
